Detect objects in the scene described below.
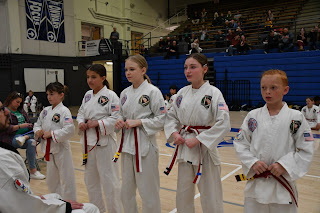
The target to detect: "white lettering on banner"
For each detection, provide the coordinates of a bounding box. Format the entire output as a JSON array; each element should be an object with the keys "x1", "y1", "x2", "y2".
[
  {"x1": 48, "y1": 5, "x2": 61, "y2": 29},
  {"x1": 29, "y1": 1, "x2": 42, "y2": 26}
]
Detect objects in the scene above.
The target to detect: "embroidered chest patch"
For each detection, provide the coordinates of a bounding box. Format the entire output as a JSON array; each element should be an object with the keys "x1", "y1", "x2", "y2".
[
  {"x1": 121, "y1": 95, "x2": 127, "y2": 105},
  {"x1": 52, "y1": 113, "x2": 60, "y2": 123},
  {"x1": 201, "y1": 95, "x2": 212, "y2": 109},
  {"x1": 313, "y1": 109, "x2": 317, "y2": 113},
  {"x1": 98, "y1": 96, "x2": 109, "y2": 106},
  {"x1": 139, "y1": 95, "x2": 150, "y2": 107},
  {"x1": 248, "y1": 118, "x2": 258, "y2": 132},
  {"x1": 290, "y1": 120, "x2": 301, "y2": 134},
  {"x1": 303, "y1": 108, "x2": 306, "y2": 112},
  {"x1": 85, "y1": 94, "x2": 91, "y2": 103},
  {"x1": 43, "y1": 110, "x2": 47, "y2": 118},
  {"x1": 176, "y1": 95, "x2": 183, "y2": 108}
]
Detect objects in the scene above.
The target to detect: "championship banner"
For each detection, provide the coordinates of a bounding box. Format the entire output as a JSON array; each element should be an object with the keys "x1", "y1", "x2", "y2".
[
  {"x1": 85, "y1": 39, "x2": 113, "y2": 56},
  {"x1": 25, "y1": 0, "x2": 65, "y2": 43}
]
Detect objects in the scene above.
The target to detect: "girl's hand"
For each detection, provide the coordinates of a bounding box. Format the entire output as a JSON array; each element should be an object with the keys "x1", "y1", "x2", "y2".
[
  {"x1": 78, "y1": 122, "x2": 88, "y2": 131},
  {"x1": 35, "y1": 130, "x2": 44, "y2": 139},
  {"x1": 172, "y1": 132, "x2": 185, "y2": 145},
  {"x1": 185, "y1": 137, "x2": 200, "y2": 148},
  {"x1": 115, "y1": 119, "x2": 126, "y2": 130},
  {"x1": 43, "y1": 131, "x2": 52, "y2": 139},
  {"x1": 64, "y1": 200, "x2": 84, "y2": 210},
  {"x1": 252, "y1": 160, "x2": 268, "y2": 175},
  {"x1": 268, "y1": 162, "x2": 287, "y2": 177},
  {"x1": 87, "y1": 120, "x2": 98, "y2": 128},
  {"x1": 125, "y1": 119, "x2": 142, "y2": 129}
]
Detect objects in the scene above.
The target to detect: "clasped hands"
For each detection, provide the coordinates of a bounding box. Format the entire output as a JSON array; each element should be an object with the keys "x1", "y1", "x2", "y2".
[
  {"x1": 252, "y1": 160, "x2": 287, "y2": 177},
  {"x1": 171, "y1": 132, "x2": 200, "y2": 149}
]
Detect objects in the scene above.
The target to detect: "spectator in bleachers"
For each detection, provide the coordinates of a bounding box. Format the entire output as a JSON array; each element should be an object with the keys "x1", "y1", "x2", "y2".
[
  {"x1": 226, "y1": 11, "x2": 233, "y2": 21},
  {"x1": 230, "y1": 20, "x2": 238, "y2": 29},
  {"x1": 227, "y1": 34, "x2": 240, "y2": 56},
  {"x1": 158, "y1": 37, "x2": 166, "y2": 52},
  {"x1": 264, "y1": 17, "x2": 273, "y2": 32},
  {"x1": 164, "y1": 40, "x2": 179, "y2": 59},
  {"x1": 234, "y1": 10, "x2": 242, "y2": 21},
  {"x1": 226, "y1": 29, "x2": 235, "y2": 46},
  {"x1": 201, "y1": 8, "x2": 207, "y2": 23},
  {"x1": 190, "y1": 39, "x2": 202, "y2": 54},
  {"x1": 172, "y1": 35, "x2": 179, "y2": 44},
  {"x1": 200, "y1": 25, "x2": 209, "y2": 41},
  {"x1": 215, "y1": 30, "x2": 225, "y2": 48},
  {"x1": 190, "y1": 33, "x2": 197, "y2": 44},
  {"x1": 278, "y1": 28, "x2": 294, "y2": 52},
  {"x1": 139, "y1": 44, "x2": 148, "y2": 57},
  {"x1": 212, "y1": 12, "x2": 220, "y2": 26},
  {"x1": 297, "y1": 28, "x2": 307, "y2": 51},
  {"x1": 307, "y1": 25, "x2": 320, "y2": 50},
  {"x1": 314, "y1": 96, "x2": 320, "y2": 107},
  {"x1": 184, "y1": 25, "x2": 192, "y2": 43},
  {"x1": 166, "y1": 36, "x2": 171, "y2": 47},
  {"x1": 237, "y1": 35, "x2": 250, "y2": 55},
  {"x1": 263, "y1": 30, "x2": 279, "y2": 54},
  {"x1": 236, "y1": 27, "x2": 245, "y2": 36},
  {"x1": 265, "y1": 9, "x2": 274, "y2": 21},
  {"x1": 224, "y1": 20, "x2": 230, "y2": 29},
  {"x1": 218, "y1": 12, "x2": 225, "y2": 25},
  {"x1": 192, "y1": 11, "x2": 200, "y2": 25}
]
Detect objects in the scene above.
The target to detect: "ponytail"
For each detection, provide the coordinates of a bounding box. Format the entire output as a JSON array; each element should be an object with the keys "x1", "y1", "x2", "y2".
[
  {"x1": 103, "y1": 79, "x2": 110, "y2": 89},
  {"x1": 144, "y1": 74, "x2": 151, "y2": 83}
]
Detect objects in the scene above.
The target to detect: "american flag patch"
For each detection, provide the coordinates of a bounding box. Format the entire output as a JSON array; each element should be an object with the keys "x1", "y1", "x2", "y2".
[
  {"x1": 160, "y1": 106, "x2": 167, "y2": 114},
  {"x1": 65, "y1": 117, "x2": 73, "y2": 123},
  {"x1": 304, "y1": 132, "x2": 314, "y2": 141},
  {"x1": 218, "y1": 103, "x2": 229, "y2": 111},
  {"x1": 111, "y1": 105, "x2": 120, "y2": 112}
]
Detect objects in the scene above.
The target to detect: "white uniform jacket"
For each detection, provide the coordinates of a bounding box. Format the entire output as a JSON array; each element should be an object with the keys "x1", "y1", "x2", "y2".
[
  {"x1": 167, "y1": 94, "x2": 177, "y2": 111},
  {"x1": 34, "y1": 102, "x2": 75, "y2": 154},
  {"x1": 234, "y1": 103, "x2": 314, "y2": 204},
  {"x1": 77, "y1": 86, "x2": 120, "y2": 146},
  {"x1": 164, "y1": 81, "x2": 231, "y2": 165},
  {"x1": 119, "y1": 80, "x2": 166, "y2": 156},
  {"x1": 25, "y1": 95, "x2": 37, "y2": 105},
  {"x1": 301, "y1": 105, "x2": 320, "y2": 128}
]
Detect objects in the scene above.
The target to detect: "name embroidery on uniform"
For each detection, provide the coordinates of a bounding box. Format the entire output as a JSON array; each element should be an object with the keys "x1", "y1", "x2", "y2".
[
  {"x1": 98, "y1": 96, "x2": 109, "y2": 106},
  {"x1": 139, "y1": 95, "x2": 150, "y2": 107},
  {"x1": 52, "y1": 113, "x2": 60, "y2": 123},
  {"x1": 201, "y1": 95, "x2": 212, "y2": 109},
  {"x1": 290, "y1": 120, "x2": 301, "y2": 134},
  {"x1": 248, "y1": 118, "x2": 257, "y2": 132},
  {"x1": 43, "y1": 110, "x2": 47, "y2": 118},
  {"x1": 85, "y1": 94, "x2": 91, "y2": 103},
  {"x1": 176, "y1": 95, "x2": 183, "y2": 108},
  {"x1": 121, "y1": 95, "x2": 127, "y2": 105}
]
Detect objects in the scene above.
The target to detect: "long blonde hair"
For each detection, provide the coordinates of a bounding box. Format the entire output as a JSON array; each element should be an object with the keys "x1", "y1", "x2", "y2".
[{"x1": 126, "y1": 55, "x2": 151, "y2": 83}]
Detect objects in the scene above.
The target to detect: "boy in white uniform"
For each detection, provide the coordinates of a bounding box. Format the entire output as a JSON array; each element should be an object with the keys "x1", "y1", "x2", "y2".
[
  {"x1": 164, "y1": 53, "x2": 230, "y2": 213},
  {"x1": 23, "y1": 90, "x2": 37, "y2": 116},
  {"x1": 234, "y1": 70, "x2": 314, "y2": 213},
  {"x1": 34, "y1": 82, "x2": 77, "y2": 201}
]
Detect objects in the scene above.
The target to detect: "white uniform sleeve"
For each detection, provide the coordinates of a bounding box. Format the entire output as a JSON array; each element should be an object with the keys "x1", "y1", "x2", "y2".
[
  {"x1": 98, "y1": 93, "x2": 120, "y2": 136},
  {"x1": 51, "y1": 109, "x2": 75, "y2": 143},
  {"x1": 277, "y1": 114, "x2": 314, "y2": 181},
  {"x1": 24, "y1": 96, "x2": 30, "y2": 104},
  {"x1": 33, "y1": 110, "x2": 44, "y2": 133},
  {"x1": 233, "y1": 113, "x2": 260, "y2": 178},
  {"x1": 164, "y1": 95, "x2": 182, "y2": 142},
  {"x1": 76, "y1": 96, "x2": 86, "y2": 124},
  {"x1": 196, "y1": 92, "x2": 231, "y2": 151},
  {"x1": 141, "y1": 89, "x2": 166, "y2": 136}
]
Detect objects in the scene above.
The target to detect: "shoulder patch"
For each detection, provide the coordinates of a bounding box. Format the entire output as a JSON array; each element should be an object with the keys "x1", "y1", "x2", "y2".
[
  {"x1": 85, "y1": 94, "x2": 91, "y2": 103},
  {"x1": 218, "y1": 102, "x2": 229, "y2": 111},
  {"x1": 290, "y1": 120, "x2": 301, "y2": 134},
  {"x1": 248, "y1": 118, "x2": 258, "y2": 132},
  {"x1": 176, "y1": 95, "x2": 183, "y2": 108},
  {"x1": 303, "y1": 132, "x2": 314, "y2": 141},
  {"x1": 121, "y1": 95, "x2": 127, "y2": 105},
  {"x1": 139, "y1": 95, "x2": 150, "y2": 106},
  {"x1": 14, "y1": 179, "x2": 32, "y2": 194},
  {"x1": 201, "y1": 95, "x2": 212, "y2": 109},
  {"x1": 43, "y1": 110, "x2": 47, "y2": 118}
]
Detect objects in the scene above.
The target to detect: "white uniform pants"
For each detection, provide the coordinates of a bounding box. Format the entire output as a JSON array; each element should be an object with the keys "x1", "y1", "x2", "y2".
[
  {"x1": 24, "y1": 103, "x2": 36, "y2": 113},
  {"x1": 176, "y1": 152, "x2": 224, "y2": 213},
  {"x1": 244, "y1": 197, "x2": 297, "y2": 213},
  {"x1": 84, "y1": 144, "x2": 122, "y2": 213},
  {"x1": 47, "y1": 148, "x2": 77, "y2": 200},
  {"x1": 121, "y1": 145, "x2": 161, "y2": 213}
]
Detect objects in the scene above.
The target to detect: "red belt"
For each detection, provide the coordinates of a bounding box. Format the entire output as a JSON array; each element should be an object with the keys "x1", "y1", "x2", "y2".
[
  {"x1": 82, "y1": 126, "x2": 100, "y2": 165},
  {"x1": 45, "y1": 138, "x2": 51, "y2": 161},
  {"x1": 164, "y1": 125, "x2": 211, "y2": 184}
]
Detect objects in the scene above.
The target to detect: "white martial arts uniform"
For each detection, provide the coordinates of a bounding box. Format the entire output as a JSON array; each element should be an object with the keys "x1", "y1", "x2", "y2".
[
  {"x1": 167, "y1": 94, "x2": 177, "y2": 111},
  {"x1": 234, "y1": 103, "x2": 314, "y2": 213},
  {"x1": 0, "y1": 147, "x2": 99, "y2": 213},
  {"x1": 33, "y1": 102, "x2": 77, "y2": 201},
  {"x1": 77, "y1": 86, "x2": 122, "y2": 213},
  {"x1": 23, "y1": 95, "x2": 37, "y2": 113},
  {"x1": 164, "y1": 81, "x2": 230, "y2": 213},
  {"x1": 301, "y1": 105, "x2": 320, "y2": 129},
  {"x1": 118, "y1": 79, "x2": 166, "y2": 213}
]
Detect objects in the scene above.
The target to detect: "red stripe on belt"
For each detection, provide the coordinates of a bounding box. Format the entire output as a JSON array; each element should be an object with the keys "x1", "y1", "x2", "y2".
[{"x1": 45, "y1": 138, "x2": 51, "y2": 161}]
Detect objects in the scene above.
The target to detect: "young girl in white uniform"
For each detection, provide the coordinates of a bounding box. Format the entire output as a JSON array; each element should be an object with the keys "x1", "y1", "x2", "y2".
[
  {"x1": 34, "y1": 82, "x2": 77, "y2": 200},
  {"x1": 164, "y1": 53, "x2": 230, "y2": 213},
  {"x1": 114, "y1": 55, "x2": 166, "y2": 213},
  {"x1": 301, "y1": 97, "x2": 320, "y2": 130},
  {"x1": 77, "y1": 64, "x2": 122, "y2": 213},
  {"x1": 234, "y1": 70, "x2": 314, "y2": 213}
]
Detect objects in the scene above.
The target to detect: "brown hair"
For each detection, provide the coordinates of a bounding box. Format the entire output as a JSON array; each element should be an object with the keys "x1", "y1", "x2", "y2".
[
  {"x1": 261, "y1": 69, "x2": 288, "y2": 86},
  {"x1": 87, "y1": 64, "x2": 110, "y2": 89},
  {"x1": 186, "y1": 53, "x2": 208, "y2": 67},
  {"x1": 4, "y1": 91, "x2": 24, "y2": 110},
  {"x1": 306, "y1": 97, "x2": 314, "y2": 101},
  {"x1": 125, "y1": 55, "x2": 151, "y2": 83}
]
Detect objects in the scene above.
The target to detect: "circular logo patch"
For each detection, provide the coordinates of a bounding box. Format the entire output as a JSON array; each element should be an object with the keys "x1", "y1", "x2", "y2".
[
  {"x1": 176, "y1": 95, "x2": 183, "y2": 108},
  {"x1": 248, "y1": 118, "x2": 258, "y2": 132},
  {"x1": 121, "y1": 95, "x2": 127, "y2": 105}
]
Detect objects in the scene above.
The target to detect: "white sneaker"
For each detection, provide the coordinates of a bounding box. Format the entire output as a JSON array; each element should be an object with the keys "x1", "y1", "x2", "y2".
[
  {"x1": 16, "y1": 136, "x2": 26, "y2": 147},
  {"x1": 30, "y1": 171, "x2": 46, "y2": 180}
]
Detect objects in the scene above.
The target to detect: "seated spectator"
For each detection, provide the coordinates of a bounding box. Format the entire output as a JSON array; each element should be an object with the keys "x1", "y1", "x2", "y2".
[
  {"x1": 236, "y1": 27, "x2": 245, "y2": 36},
  {"x1": 227, "y1": 34, "x2": 240, "y2": 56},
  {"x1": 191, "y1": 11, "x2": 200, "y2": 25},
  {"x1": 215, "y1": 30, "x2": 226, "y2": 48},
  {"x1": 201, "y1": 8, "x2": 207, "y2": 23},
  {"x1": 0, "y1": 92, "x2": 45, "y2": 180},
  {"x1": 23, "y1": 90, "x2": 37, "y2": 117},
  {"x1": 297, "y1": 28, "x2": 307, "y2": 51},
  {"x1": 200, "y1": 25, "x2": 209, "y2": 41},
  {"x1": 166, "y1": 36, "x2": 171, "y2": 47},
  {"x1": 226, "y1": 29, "x2": 235, "y2": 46},
  {"x1": 226, "y1": 11, "x2": 232, "y2": 21},
  {"x1": 230, "y1": 19, "x2": 238, "y2": 29},
  {"x1": 234, "y1": 10, "x2": 242, "y2": 21},
  {"x1": 218, "y1": 12, "x2": 225, "y2": 25},
  {"x1": 265, "y1": 9, "x2": 273, "y2": 21},
  {"x1": 164, "y1": 40, "x2": 179, "y2": 59},
  {"x1": 212, "y1": 12, "x2": 220, "y2": 26},
  {"x1": 264, "y1": 18, "x2": 273, "y2": 32},
  {"x1": 172, "y1": 35, "x2": 178, "y2": 44},
  {"x1": 263, "y1": 30, "x2": 279, "y2": 54},
  {"x1": 139, "y1": 44, "x2": 148, "y2": 56},
  {"x1": 237, "y1": 35, "x2": 250, "y2": 55},
  {"x1": 278, "y1": 28, "x2": 294, "y2": 52},
  {"x1": 190, "y1": 39, "x2": 202, "y2": 54},
  {"x1": 190, "y1": 33, "x2": 197, "y2": 44},
  {"x1": 158, "y1": 37, "x2": 166, "y2": 52},
  {"x1": 307, "y1": 25, "x2": 320, "y2": 50}
]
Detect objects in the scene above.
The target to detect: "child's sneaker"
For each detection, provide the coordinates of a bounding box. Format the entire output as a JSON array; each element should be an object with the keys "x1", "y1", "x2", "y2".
[
  {"x1": 30, "y1": 171, "x2": 46, "y2": 180},
  {"x1": 16, "y1": 136, "x2": 26, "y2": 147}
]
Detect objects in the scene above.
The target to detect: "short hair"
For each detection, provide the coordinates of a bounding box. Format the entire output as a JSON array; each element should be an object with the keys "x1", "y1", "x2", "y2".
[
  {"x1": 169, "y1": 85, "x2": 178, "y2": 90},
  {"x1": 261, "y1": 69, "x2": 288, "y2": 86},
  {"x1": 306, "y1": 97, "x2": 314, "y2": 101}
]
